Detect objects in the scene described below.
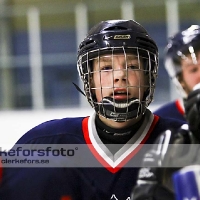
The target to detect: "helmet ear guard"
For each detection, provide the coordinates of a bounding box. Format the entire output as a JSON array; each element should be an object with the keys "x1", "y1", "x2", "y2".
[{"x1": 77, "y1": 20, "x2": 158, "y2": 122}]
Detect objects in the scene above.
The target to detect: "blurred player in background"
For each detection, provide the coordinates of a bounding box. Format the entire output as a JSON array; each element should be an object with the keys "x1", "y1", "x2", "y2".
[
  {"x1": 154, "y1": 25, "x2": 200, "y2": 122},
  {"x1": 131, "y1": 76, "x2": 200, "y2": 200},
  {"x1": 0, "y1": 19, "x2": 184, "y2": 200}
]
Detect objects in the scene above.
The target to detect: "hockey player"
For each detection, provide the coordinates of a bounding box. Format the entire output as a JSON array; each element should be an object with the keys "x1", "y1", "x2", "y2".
[
  {"x1": 131, "y1": 79, "x2": 200, "y2": 200},
  {"x1": 154, "y1": 25, "x2": 200, "y2": 122},
  {"x1": 0, "y1": 19, "x2": 184, "y2": 200}
]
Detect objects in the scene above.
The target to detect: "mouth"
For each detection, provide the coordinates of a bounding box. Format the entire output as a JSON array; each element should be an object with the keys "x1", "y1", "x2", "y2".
[
  {"x1": 100, "y1": 97, "x2": 140, "y2": 109},
  {"x1": 112, "y1": 89, "x2": 130, "y2": 100}
]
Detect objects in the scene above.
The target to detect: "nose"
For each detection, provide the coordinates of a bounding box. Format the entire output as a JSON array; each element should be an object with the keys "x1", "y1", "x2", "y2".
[{"x1": 113, "y1": 68, "x2": 127, "y2": 82}]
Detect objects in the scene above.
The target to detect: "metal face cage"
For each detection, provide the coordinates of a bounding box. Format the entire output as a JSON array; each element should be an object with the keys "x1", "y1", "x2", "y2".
[{"x1": 77, "y1": 46, "x2": 158, "y2": 121}]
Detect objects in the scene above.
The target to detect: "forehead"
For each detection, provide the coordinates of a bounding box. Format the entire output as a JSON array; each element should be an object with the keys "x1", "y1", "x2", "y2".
[
  {"x1": 93, "y1": 53, "x2": 139, "y2": 63},
  {"x1": 181, "y1": 50, "x2": 200, "y2": 66}
]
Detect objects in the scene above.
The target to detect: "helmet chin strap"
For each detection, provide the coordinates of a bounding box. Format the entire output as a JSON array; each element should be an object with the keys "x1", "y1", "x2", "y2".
[
  {"x1": 96, "y1": 97, "x2": 143, "y2": 122},
  {"x1": 73, "y1": 82, "x2": 145, "y2": 121}
]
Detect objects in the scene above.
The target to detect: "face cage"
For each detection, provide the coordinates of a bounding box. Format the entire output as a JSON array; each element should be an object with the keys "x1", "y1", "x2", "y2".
[
  {"x1": 77, "y1": 47, "x2": 158, "y2": 121},
  {"x1": 165, "y1": 57, "x2": 187, "y2": 98},
  {"x1": 166, "y1": 46, "x2": 200, "y2": 99}
]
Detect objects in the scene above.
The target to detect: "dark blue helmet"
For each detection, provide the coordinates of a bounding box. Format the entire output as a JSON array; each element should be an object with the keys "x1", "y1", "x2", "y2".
[
  {"x1": 164, "y1": 25, "x2": 200, "y2": 97},
  {"x1": 77, "y1": 20, "x2": 158, "y2": 59},
  {"x1": 77, "y1": 20, "x2": 158, "y2": 121}
]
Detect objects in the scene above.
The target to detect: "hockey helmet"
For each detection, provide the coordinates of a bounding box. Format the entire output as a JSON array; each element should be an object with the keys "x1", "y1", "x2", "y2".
[
  {"x1": 164, "y1": 25, "x2": 200, "y2": 98},
  {"x1": 77, "y1": 19, "x2": 158, "y2": 121}
]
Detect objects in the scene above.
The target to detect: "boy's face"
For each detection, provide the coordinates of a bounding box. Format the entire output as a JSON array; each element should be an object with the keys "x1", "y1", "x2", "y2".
[
  {"x1": 91, "y1": 53, "x2": 147, "y2": 103},
  {"x1": 180, "y1": 51, "x2": 200, "y2": 94}
]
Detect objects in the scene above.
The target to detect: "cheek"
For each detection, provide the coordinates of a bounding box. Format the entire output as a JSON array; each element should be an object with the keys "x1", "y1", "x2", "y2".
[
  {"x1": 92, "y1": 73, "x2": 113, "y2": 102},
  {"x1": 92, "y1": 73, "x2": 105, "y2": 102},
  {"x1": 183, "y1": 72, "x2": 199, "y2": 90},
  {"x1": 129, "y1": 71, "x2": 145, "y2": 86},
  {"x1": 95, "y1": 90, "x2": 102, "y2": 102},
  {"x1": 93, "y1": 72, "x2": 113, "y2": 88},
  {"x1": 129, "y1": 72, "x2": 147, "y2": 97},
  {"x1": 92, "y1": 73, "x2": 101, "y2": 89}
]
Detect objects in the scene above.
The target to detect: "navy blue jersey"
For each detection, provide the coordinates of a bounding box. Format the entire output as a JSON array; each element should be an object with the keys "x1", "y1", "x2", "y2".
[
  {"x1": 154, "y1": 100, "x2": 186, "y2": 122},
  {"x1": 0, "y1": 110, "x2": 184, "y2": 200},
  {"x1": 0, "y1": 158, "x2": 2, "y2": 186},
  {"x1": 0, "y1": 163, "x2": 99, "y2": 200}
]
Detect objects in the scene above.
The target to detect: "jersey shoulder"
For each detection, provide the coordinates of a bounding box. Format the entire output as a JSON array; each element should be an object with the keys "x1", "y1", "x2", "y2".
[
  {"x1": 155, "y1": 115, "x2": 185, "y2": 134},
  {"x1": 16, "y1": 117, "x2": 87, "y2": 144},
  {"x1": 154, "y1": 101, "x2": 186, "y2": 122}
]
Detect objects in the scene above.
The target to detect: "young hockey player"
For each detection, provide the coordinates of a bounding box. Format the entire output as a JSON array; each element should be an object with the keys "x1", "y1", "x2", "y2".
[{"x1": 0, "y1": 19, "x2": 184, "y2": 200}]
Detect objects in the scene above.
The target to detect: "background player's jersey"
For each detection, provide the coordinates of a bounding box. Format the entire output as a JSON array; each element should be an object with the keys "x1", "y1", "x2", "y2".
[
  {"x1": 154, "y1": 99, "x2": 186, "y2": 122},
  {"x1": 0, "y1": 109, "x2": 184, "y2": 200}
]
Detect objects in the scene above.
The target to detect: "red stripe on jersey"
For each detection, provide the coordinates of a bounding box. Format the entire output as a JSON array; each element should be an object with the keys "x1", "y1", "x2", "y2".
[
  {"x1": 82, "y1": 117, "x2": 90, "y2": 142},
  {"x1": 82, "y1": 117, "x2": 112, "y2": 170},
  {"x1": 82, "y1": 115, "x2": 159, "y2": 174},
  {"x1": 175, "y1": 99, "x2": 184, "y2": 115},
  {"x1": 113, "y1": 114, "x2": 160, "y2": 173},
  {"x1": 60, "y1": 196, "x2": 72, "y2": 200}
]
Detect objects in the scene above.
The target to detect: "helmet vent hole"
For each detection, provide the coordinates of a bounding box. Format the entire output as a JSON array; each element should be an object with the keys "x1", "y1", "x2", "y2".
[
  {"x1": 137, "y1": 37, "x2": 158, "y2": 52},
  {"x1": 80, "y1": 39, "x2": 96, "y2": 51},
  {"x1": 104, "y1": 26, "x2": 127, "y2": 31}
]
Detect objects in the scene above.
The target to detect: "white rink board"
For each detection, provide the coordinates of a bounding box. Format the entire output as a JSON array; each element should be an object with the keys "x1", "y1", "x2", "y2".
[
  {"x1": 0, "y1": 105, "x2": 158, "y2": 150},
  {"x1": 0, "y1": 108, "x2": 93, "y2": 150}
]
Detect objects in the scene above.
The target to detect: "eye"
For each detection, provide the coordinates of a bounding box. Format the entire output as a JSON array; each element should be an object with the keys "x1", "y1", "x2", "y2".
[
  {"x1": 128, "y1": 65, "x2": 139, "y2": 70},
  {"x1": 101, "y1": 65, "x2": 112, "y2": 71},
  {"x1": 188, "y1": 66, "x2": 198, "y2": 73}
]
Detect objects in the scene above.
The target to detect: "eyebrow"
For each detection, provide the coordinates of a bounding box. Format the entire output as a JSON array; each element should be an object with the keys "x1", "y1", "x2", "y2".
[{"x1": 94, "y1": 55, "x2": 138, "y2": 63}]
